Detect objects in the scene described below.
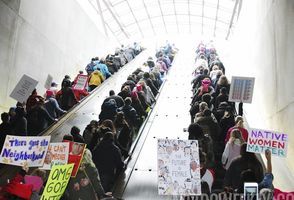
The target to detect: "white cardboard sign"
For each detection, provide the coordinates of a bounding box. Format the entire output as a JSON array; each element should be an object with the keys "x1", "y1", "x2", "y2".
[
  {"x1": 44, "y1": 74, "x2": 53, "y2": 90},
  {"x1": 158, "y1": 139, "x2": 201, "y2": 196},
  {"x1": 229, "y1": 76, "x2": 255, "y2": 103},
  {"x1": 10, "y1": 74, "x2": 38, "y2": 103}
]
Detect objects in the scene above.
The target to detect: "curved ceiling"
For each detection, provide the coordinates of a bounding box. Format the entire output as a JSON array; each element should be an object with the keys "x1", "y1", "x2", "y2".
[{"x1": 88, "y1": 0, "x2": 242, "y2": 42}]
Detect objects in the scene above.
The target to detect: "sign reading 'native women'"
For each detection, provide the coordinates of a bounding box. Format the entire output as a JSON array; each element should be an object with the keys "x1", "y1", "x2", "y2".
[
  {"x1": 40, "y1": 143, "x2": 69, "y2": 170},
  {"x1": 247, "y1": 128, "x2": 288, "y2": 157},
  {"x1": 157, "y1": 139, "x2": 201, "y2": 196},
  {"x1": 41, "y1": 163, "x2": 74, "y2": 200},
  {"x1": 0, "y1": 135, "x2": 51, "y2": 167}
]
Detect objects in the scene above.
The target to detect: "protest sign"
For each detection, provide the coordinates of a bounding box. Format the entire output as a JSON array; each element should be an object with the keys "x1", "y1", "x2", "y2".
[
  {"x1": 73, "y1": 74, "x2": 88, "y2": 91},
  {"x1": 0, "y1": 135, "x2": 50, "y2": 167},
  {"x1": 247, "y1": 128, "x2": 288, "y2": 157},
  {"x1": 44, "y1": 74, "x2": 53, "y2": 89},
  {"x1": 24, "y1": 175, "x2": 43, "y2": 192},
  {"x1": 10, "y1": 74, "x2": 38, "y2": 103},
  {"x1": 63, "y1": 140, "x2": 86, "y2": 177},
  {"x1": 229, "y1": 76, "x2": 255, "y2": 103},
  {"x1": 41, "y1": 163, "x2": 74, "y2": 200},
  {"x1": 157, "y1": 139, "x2": 201, "y2": 195},
  {"x1": 40, "y1": 143, "x2": 69, "y2": 170}
]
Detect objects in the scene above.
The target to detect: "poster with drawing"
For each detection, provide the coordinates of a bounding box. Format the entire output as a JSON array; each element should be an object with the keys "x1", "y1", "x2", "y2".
[
  {"x1": 40, "y1": 142, "x2": 69, "y2": 170},
  {"x1": 229, "y1": 76, "x2": 255, "y2": 103},
  {"x1": 157, "y1": 139, "x2": 201, "y2": 196}
]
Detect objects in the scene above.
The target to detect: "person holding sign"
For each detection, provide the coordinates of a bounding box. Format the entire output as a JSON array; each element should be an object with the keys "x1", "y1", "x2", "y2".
[{"x1": 4, "y1": 163, "x2": 46, "y2": 200}]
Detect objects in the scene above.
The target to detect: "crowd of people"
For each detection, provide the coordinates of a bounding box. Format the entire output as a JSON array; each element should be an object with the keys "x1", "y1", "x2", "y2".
[
  {"x1": 187, "y1": 42, "x2": 293, "y2": 199},
  {"x1": 0, "y1": 43, "x2": 178, "y2": 199}
]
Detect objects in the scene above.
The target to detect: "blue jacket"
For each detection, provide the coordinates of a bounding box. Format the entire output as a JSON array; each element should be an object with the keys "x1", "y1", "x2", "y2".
[{"x1": 94, "y1": 61, "x2": 112, "y2": 79}]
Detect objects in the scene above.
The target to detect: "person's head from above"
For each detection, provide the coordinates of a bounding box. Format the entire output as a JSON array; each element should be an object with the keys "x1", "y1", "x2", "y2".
[
  {"x1": 212, "y1": 65, "x2": 219, "y2": 71},
  {"x1": 62, "y1": 79, "x2": 71, "y2": 88},
  {"x1": 103, "y1": 131, "x2": 114, "y2": 141},
  {"x1": 91, "y1": 58, "x2": 95, "y2": 62},
  {"x1": 199, "y1": 102, "x2": 208, "y2": 112},
  {"x1": 79, "y1": 70, "x2": 83, "y2": 74},
  {"x1": 70, "y1": 126, "x2": 80, "y2": 135},
  {"x1": 216, "y1": 70, "x2": 223, "y2": 78},
  {"x1": 115, "y1": 111, "x2": 125, "y2": 123},
  {"x1": 203, "y1": 69, "x2": 209, "y2": 75},
  {"x1": 230, "y1": 129, "x2": 245, "y2": 144},
  {"x1": 1, "y1": 112, "x2": 10, "y2": 123},
  {"x1": 143, "y1": 72, "x2": 150, "y2": 79},
  {"x1": 220, "y1": 87, "x2": 227, "y2": 95},
  {"x1": 188, "y1": 123, "x2": 204, "y2": 140},
  {"x1": 235, "y1": 116, "x2": 244, "y2": 127},
  {"x1": 101, "y1": 119, "x2": 115, "y2": 133},
  {"x1": 31, "y1": 88, "x2": 37, "y2": 95},
  {"x1": 89, "y1": 120, "x2": 98, "y2": 127},
  {"x1": 201, "y1": 93, "x2": 212, "y2": 104},
  {"x1": 218, "y1": 102, "x2": 229, "y2": 110},
  {"x1": 136, "y1": 84, "x2": 142, "y2": 92},
  {"x1": 122, "y1": 85, "x2": 131, "y2": 92},
  {"x1": 45, "y1": 90, "x2": 54, "y2": 99},
  {"x1": 203, "y1": 108, "x2": 211, "y2": 117},
  {"x1": 218, "y1": 75, "x2": 229, "y2": 85},
  {"x1": 124, "y1": 97, "x2": 132, "y2": 106},
  {"x1": 64, "y1": 75, "x2": 70, "y2": 80},
  {"x1": 15, "y1": 107, "x2": 26, "y2": 117},
  {"x1": 51, "y1": 82, "x2": 58, "y2": 87},
  {"x1": 8, "y1": 107, "x2": 16, "y2": 117},
  {"x1": 109, "y1": 90, "x2": 115, "y2": 96},
  {"x1": 202, "y1": 78, "x2": 211, "y2": 86}
]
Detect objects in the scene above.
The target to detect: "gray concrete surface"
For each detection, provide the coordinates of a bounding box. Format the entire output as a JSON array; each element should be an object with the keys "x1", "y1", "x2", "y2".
[
  {"x1": 226, "y1": 0, "x2": 294, "y2": 191},
  {"x1": 0, "y1": 0, "x2": 116, "y2": 112}
]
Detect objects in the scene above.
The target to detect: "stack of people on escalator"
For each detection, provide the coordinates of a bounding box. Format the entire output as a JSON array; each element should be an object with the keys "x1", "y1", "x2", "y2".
[
  {"x1": 0, "y1": 44, "x2": 178, "y2": 200},
  {"x1": 0, "y1": 44, "x2": 142, "y2": 152},
  {"x1": 187, "y1": 42, "x2": 292, "y2": 199}
]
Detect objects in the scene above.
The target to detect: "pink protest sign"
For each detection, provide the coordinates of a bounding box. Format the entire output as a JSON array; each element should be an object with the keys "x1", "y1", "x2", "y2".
[
  {"x1": 246, "y1": 128, "x2": 288, "y2": 157},
  {"x1": 24, "y1": 175, "x2": 43, "y2": 192}
]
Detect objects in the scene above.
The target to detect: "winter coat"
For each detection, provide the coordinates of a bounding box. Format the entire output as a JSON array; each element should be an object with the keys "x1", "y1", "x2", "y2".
[
  {"x1": 92, "y1": 139, "x2": 124, "y2": 192},
  {"x1": 44, "y1": 97, "x2": 66, "y2": 118},
  {"x1": 222, "y1": 139, "x2": 242, "y2": 170},
  {"x1": 88, "y1": 70, "x2": 104, "y2": 86},
  {"x1": 27, "y1": 106, "x2": 55, "y2": 136}
]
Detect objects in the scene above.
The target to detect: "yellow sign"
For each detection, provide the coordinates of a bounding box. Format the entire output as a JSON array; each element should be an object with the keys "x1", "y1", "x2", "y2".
[{"x1": 41, "y1": 163, "x2": 74, "y2": 200}]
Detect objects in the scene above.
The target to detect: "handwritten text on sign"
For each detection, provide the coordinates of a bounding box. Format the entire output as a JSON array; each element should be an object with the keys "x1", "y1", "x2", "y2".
[
  {"x1": 0, "y1": 135, "x2": 50, "y2": 167},
  {"x1": 10, "y1": 74, "x2": 38, "y2": 103},
  {"x1": 41, "y1": 143, "x2": 69, "y2": 170},
  {"x1": 157, "y1": 139, "x2": 201, "y2": 196},
  {"x1": 41, "y1": 163, "x2": 74, "y2": 200},
  {"x1": 247, "y1": 129, "x2": 288, "y2": 157}
]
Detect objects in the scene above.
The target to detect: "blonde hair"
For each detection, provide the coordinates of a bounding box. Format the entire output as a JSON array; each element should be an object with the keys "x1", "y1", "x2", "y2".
[
  {"x1": 235, "y1": 116, "x2": 244, "y2": 128},
  {"x1": 229, "y1": 129, "x2": 245, "y2": 145},
  {"x1": 217, "y1": 75, "x2": 229, "y2": 85}
]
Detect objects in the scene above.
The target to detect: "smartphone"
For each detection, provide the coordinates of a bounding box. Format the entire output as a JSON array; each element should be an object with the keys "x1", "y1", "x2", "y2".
[{"x1": 244, "y1": 182, "x2": 258, "y2": 200}]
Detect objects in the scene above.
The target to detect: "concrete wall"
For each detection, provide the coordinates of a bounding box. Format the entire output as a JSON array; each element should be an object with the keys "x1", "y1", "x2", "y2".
[
  {"x1": 227, "y1": 0, "x2": 294, "y2": 189},
  {"x1": 0, "y1": 0, "x2": 116, "y2": 112}
]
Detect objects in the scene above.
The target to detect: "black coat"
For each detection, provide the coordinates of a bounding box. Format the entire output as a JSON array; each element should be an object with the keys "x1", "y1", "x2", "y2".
[{"x1": 92, "y1": 139, "x2": 124, "y2": 191}]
